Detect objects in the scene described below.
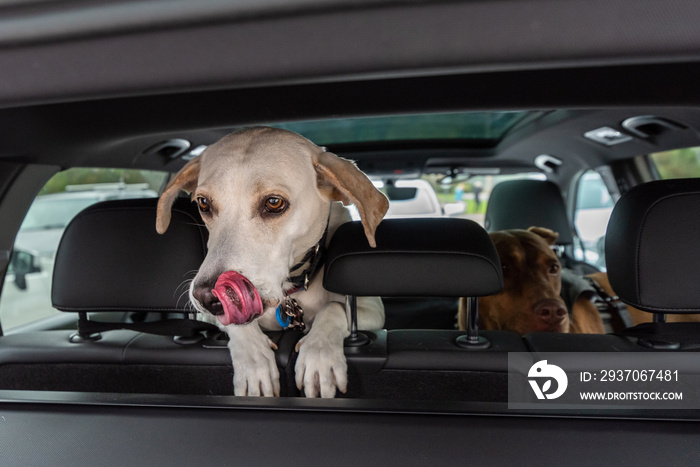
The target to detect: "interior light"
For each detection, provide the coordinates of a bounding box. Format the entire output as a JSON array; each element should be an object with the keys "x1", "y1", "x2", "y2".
[{"x1": 583, "y1": 127, "x2": 633, "y2": 146}]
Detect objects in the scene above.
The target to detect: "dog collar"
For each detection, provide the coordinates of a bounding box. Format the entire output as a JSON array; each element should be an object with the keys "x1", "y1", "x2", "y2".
[{"x1": 284, "y1": 206, "x2": 331, "y2": 295}]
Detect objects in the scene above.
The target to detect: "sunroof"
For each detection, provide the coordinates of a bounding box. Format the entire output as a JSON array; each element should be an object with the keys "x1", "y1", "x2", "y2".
[{"x1": 271, "y1": 111, "x2": 529, "y2": 145}]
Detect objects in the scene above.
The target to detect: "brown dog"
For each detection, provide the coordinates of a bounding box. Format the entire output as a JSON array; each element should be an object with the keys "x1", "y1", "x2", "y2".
[{"x1": 458, "y1": 227, "x2": 605, "y2": 334}]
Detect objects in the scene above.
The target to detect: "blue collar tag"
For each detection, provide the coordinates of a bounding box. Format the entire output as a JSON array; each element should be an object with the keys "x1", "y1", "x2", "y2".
[{"x1": 276, "y1": 305, "x2": 290, "y2": 328}]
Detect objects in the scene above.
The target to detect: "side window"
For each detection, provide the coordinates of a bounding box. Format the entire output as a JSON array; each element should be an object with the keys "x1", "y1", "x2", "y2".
[
  {"x1": 573, "y1": 171, "x2": 614, "y2": 270},
  {"x1": 649, "y1": 146, "x2": 700, "y2": 179},
  {"x1": 0, "y1": 168, "x2": 167, "y2": 331}
]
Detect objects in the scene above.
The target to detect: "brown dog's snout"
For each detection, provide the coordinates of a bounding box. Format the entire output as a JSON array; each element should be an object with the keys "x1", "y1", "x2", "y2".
[
  {"x1": 192, "y1": 282, "x2": 224, "y2": 315},
  {"x1": 533, "y1": 299, "x2": 567, "y2": 323}
]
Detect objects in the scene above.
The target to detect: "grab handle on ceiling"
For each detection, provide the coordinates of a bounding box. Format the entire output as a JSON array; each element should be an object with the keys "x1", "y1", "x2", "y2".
[{"x1": 621, "y1": 116, "x2": 686, "y2": 139}]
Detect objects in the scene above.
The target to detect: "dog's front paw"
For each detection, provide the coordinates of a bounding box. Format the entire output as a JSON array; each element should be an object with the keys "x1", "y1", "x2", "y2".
[
  {"x1": 226, "y1": 324, "x2": 280, "y2": 397},
  {"x1": 295, "y1": 332, "x2": 347, "y2": 398}
]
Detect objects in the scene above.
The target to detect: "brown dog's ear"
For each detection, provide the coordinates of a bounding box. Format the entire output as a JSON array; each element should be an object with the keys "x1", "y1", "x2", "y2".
[
  {"x1": 314, "y1": 151, "x2": 389, "y2": 247},
  {"x1": 527, "y1": 226, "x2": 559, "y2": 246},
  {"x1": 156, "y1": 157, "x2": 201, "y2": 234}
]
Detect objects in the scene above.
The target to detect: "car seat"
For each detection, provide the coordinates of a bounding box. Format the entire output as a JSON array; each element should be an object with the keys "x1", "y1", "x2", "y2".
[
  {"x1": 324, "y1": 217, "x2": 529, "y2": 401},
  {"x1": 0, "y1": 197, "x2": 301, "y2": 395},
  {"x1": 484, "y1": 179, "x2": 598, "y2": 274},
  {"x1": 527, "y1": 178, "x2": 700, "y2": 351},
  {"x1": 606, "y1": 178, "x2": 700, "y2": 349}
]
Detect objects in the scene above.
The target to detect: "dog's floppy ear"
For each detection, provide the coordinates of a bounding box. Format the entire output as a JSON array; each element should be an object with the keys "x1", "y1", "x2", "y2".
[
  {"x1": 527, "y1": 226, "x2": 559, "y2": 246},
  {"x1": 156, "y1": 157, "x2": 201, "y2": 234},
  {"x1": 314, "y1": 151, "x2": 389, "y2": 247}
]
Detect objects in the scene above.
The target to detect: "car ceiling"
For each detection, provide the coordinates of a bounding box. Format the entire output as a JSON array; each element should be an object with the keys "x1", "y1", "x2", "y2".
[
  {"x1": 2, "y1": 0, "x2": 700, "y2": 106},
  {"x1": 1, "y1": 0, "x2": 700, "y2": 175}
]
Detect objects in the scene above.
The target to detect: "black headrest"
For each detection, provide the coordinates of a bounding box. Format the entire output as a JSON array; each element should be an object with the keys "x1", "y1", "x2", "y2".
[
  {"x1": 324, "y1": 218, "x2": 503, "y2": 297},
  {"x1": 52, "y1": 197, "x2": 206, "y2": 313},
  {"x1": 484, "y1": 180, "x2": 574, "y2": 245},
  {"x1": 606, "y1": 178, "x2": 700, "y2": 313}
]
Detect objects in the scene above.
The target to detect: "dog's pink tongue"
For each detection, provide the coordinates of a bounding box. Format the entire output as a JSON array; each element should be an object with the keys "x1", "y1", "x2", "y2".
[{"x1": 211, "y1": 271, "x2": 263, "y2": 326}]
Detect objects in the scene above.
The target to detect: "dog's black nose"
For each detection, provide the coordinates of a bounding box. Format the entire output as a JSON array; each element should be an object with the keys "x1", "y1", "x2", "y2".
[{"x1": 192, "y1": 283, "x2": 224, "y2": 315}]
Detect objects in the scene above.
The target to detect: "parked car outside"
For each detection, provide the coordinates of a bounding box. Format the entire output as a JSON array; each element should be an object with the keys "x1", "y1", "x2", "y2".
[{"x1": 350, "y1": 179, "x2": 461, "y2": 220}]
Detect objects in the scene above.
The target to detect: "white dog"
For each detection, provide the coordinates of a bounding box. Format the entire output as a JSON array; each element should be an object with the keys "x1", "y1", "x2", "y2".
[{"x1": 156, "y1": 127, "x2": 388, "y2": 398}]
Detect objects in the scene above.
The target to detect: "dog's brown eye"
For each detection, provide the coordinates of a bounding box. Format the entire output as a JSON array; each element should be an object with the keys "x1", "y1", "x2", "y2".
[
  {"x1": 549, "y1": 263, "x2": 560, "y2": 274},
  {"x1": 265, "y1": 196, "x2": 287, "y2": 214},
  {"x1": 196, "y1": 196, "x2": 210, "y2": 213}
]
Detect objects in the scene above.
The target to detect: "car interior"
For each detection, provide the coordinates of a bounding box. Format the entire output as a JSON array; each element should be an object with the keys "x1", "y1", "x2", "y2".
[{"x1": 2, "y1": 0, "x2": 700, "y2": 465}]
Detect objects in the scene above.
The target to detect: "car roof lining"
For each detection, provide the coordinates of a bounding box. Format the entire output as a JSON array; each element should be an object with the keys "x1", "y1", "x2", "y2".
[
  {"x1": 3, "y1": 103, "x2": 699, "y2": 178},
  {"x1": 2, "y1": 0, "x2": 700, "y2": 108}
]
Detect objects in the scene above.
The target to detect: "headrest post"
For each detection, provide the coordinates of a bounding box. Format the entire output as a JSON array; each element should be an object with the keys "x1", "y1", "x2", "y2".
[
  {"x1": 349, "y1": 295, "x2": 358, "y2": 337},
  {"x1": 466, "y1": 297, "x2": 479, "y2": 341},
  {"x1": 344, "y1": 295, "x2": 369, "y2": 347},
  {"x1": 653, "y1": 313, "x2": 667, "y2": 323},
  {"x1": 69, "y1": 312, "x2": 102, "y2": 343},
  {"x1": 455, "y1": 297, "x2": 490, "y2": 349}
]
